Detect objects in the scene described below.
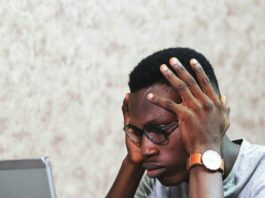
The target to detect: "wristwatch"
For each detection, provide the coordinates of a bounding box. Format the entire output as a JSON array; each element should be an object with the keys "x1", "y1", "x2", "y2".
[{"x1": 187, "y1": 150, "x2": 224, "y2": 174}]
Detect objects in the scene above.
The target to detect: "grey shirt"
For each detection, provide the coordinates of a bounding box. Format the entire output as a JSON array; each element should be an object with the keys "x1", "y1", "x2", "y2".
[{"x1": 135, "y1": 139, "x2": 265, "y2": 198}]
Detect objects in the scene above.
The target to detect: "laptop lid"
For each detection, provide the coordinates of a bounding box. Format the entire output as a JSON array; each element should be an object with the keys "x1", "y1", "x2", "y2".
[{"x1": 0, "y1": 157, "x2": 57, "y2": 198}]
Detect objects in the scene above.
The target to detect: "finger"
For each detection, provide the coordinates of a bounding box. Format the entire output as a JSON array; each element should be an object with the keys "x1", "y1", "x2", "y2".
[
  {"x1": 189, "y1": 59, "x2": 219, "y2": 103},
  {"x1": 160, "y1": 64, "x2": 195, "y2": 102},
  {"x1": 220, "y1": 95, "x2": 230, "y2": 115},
  {"x1": 223, "y1": 110, "x2": 230, "y2": 133},
  {"x1": 220, "y1": 95, "x2": 228, "y2": 107},
  {"x1": 122, "y1": 93, "x2": 130, "y2": 125},
  {"x1": 147, "y1": 92, "x2": 189, "y2": 119},
  {"x1": 169, "y1": 57, "x2": 204, "y2": 99},
  {"x1": 220, "y1": 95, "x2": 230, "y2": 132}
]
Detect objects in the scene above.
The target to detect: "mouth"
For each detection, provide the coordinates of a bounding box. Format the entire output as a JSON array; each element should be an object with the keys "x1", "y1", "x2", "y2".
[{"x1": 143, "y1": 163, "x2": 167, "y2": 178}]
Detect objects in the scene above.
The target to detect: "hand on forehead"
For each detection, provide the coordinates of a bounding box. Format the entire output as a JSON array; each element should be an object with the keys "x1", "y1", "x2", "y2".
[{"x1": 128, "y1": 84, "x2": 180, "y2": 127}]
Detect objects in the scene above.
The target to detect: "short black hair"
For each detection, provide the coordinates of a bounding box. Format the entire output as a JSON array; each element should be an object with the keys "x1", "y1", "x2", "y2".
[{"x1": 128, "y1": 47, "x2": 220, "y2": 96}]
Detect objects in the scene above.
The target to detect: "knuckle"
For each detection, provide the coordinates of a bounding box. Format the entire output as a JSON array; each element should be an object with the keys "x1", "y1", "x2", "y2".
[
  {"x1": 165, "y1": 100, "x2": 174, "y2": 109},
  {"x1": 176, "y1": 65, "x2": 186, "y2": 74},
  {"x1": 177, "y1": 82, "x2": 187, "y2": 92},
  {"x1": 186, "y1": 77, "x2": 196, "y2": 87},
  {"x1": 202, "y1": 77, "x2": 211, "y2": 85},
  {"x1": 202, "y1": 100, "x2": 214, "y2": 111},
  {"x1": 166, "y1": 69, "x2": 174, "y2": 78},
  {"x1": 193, "y1": 102, "x2": 203, "y2": 112},
  {"x1": 215, "y1": 100, "x2": 223, "y2": 109}
]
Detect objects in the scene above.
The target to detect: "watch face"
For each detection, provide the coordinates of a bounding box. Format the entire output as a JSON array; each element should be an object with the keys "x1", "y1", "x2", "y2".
[{"x1": 202, "y1": 150, "x2": 222, "y2": 170}]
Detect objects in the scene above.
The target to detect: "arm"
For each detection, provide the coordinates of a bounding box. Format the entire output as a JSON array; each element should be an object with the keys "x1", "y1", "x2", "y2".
[
  {"x1": 106, "y1": 155, "x2": 145, "y2": 198},
  {"x1": 147, "y1": 58, "x2": 230, "y2": 198},
  {"x1": 189, "y1": 166, "x2": 223, "y2": 198},
  {"x1": 106, "y1": 94, "x2": 145, "y2": 198}
]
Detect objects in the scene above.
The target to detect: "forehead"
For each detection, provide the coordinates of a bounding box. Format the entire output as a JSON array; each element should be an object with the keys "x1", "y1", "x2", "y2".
[{"x1": 128, "y1": 84, "x2": 181, "y2": 127}]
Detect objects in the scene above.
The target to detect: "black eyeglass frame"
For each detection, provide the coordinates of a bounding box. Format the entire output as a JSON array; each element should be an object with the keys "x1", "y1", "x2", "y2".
[{"x1": 123, "y1": 121, "x2": 178, "y2": 145}]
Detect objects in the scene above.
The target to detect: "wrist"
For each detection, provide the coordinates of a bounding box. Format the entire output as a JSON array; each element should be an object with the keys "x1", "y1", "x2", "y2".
[{"x1": 187, "y1": 150, "x2": 224, "y2": 175}]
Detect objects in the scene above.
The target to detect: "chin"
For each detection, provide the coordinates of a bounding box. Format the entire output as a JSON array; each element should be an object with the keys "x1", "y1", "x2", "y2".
[{"x1": 158, "y1": 171, "x2": 188, "y2": 186}]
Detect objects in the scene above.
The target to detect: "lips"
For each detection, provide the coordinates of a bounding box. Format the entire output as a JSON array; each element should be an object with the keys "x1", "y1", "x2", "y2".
[{"x1": 143, "y1": 163, "x2": 167, "y2": 178}]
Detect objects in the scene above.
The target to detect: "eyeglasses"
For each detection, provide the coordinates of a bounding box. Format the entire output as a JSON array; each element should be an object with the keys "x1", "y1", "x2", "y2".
[{"x1": 123, "y1": 121, "x2": 178, "y2": 145}]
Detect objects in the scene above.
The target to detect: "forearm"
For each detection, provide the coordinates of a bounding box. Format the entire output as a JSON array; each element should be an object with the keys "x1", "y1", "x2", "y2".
[
  {"x1": 106, "y1": 155, "x2": 145, "y2": 198},
  {"x1": 188, "y1": 166, "x2": 223, "y2": 198}
]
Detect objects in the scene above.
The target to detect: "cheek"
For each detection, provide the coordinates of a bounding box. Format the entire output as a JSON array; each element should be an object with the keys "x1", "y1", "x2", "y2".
[
  {"x1": 168, "y1": 129, "x2": 185, "y2": 152},
  {"x1": 158, "y1": 130, "x2": 190, "y2": 185},
  {"x1": 161, "y1": 129, "x2": 188, "y2": 166}
]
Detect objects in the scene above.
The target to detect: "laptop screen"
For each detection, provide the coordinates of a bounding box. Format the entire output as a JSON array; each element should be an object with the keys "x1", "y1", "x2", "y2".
[{"x1": 0, "y1": 157, "x2": 56, "y2": 198}]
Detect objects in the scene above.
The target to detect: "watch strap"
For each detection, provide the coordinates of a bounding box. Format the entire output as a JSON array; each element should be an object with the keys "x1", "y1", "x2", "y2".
[{"x1": 186, "y1": 152, "x2": 224, "y2": 174}]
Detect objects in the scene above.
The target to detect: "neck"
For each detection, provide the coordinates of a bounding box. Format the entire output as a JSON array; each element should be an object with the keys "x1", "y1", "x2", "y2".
[{"x1": 221, "y1": 135, "x2": 241, "y2": 179}]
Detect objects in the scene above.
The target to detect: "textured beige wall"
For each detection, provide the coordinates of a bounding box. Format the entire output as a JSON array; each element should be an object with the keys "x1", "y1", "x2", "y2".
[{"x1": 0, "y1": 0, "x2": 264, "y2": 197}]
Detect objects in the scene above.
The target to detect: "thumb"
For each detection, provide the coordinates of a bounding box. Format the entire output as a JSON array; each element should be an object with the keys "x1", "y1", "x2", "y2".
[{"x1": 220, "y1": 95, "x2": 230, "y2": 132}]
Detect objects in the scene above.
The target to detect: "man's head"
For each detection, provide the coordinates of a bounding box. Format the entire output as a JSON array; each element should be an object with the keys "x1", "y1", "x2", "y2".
[{"x1": 127, "y1": 47, "x2": 220, "y2": 185}]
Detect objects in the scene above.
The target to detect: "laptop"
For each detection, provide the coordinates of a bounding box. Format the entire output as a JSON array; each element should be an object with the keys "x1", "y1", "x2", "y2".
[{"x1": 0, "y1": 157, "x2": 57, "y2": 198}]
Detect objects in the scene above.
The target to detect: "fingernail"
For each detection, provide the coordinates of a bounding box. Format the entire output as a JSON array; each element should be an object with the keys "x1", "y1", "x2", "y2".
[
  {"x1": 169, "y1": 57, "x2": 181, "y2": 66},
  {"x1": 222, "y1": 95, "x2": 226, "y2": 102},
  {"x1": 190, "y1": 58, "x2": 198, "y2": 65},
  {"x1": 161, "y1": 64, "x2": 168, "y2": 71},
  {"x1": 190, "y1": 59, "x2": 202, "y2": 68},
  {"x1": 147, "y1": 93, "x2": 154, "y2": 100},
  {"x1": 221, "y1": 95, "x2": 226, "y2": 105}
]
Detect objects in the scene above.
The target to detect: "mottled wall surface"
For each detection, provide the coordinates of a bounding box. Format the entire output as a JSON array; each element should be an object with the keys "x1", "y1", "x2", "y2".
[{"x1": 0, "y1": 0, "x2": 264, "y2": 197}]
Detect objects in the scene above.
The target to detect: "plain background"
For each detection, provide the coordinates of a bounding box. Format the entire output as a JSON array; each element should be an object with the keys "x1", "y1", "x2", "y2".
[{"x1": 0, "y1": 0, "x2": 264, "y2": 197}]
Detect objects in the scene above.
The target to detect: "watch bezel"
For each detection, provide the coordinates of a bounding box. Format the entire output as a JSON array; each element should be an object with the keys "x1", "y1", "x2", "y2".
[{"x1": 202, "y1": 150, "x2": 222, "y2": 171}]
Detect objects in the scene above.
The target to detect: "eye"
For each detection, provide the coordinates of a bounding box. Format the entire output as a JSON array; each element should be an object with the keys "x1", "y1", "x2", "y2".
[
  {"x1": 133, "y1": 126, "x2": 144, "y2": 136},
  {"x1": 162, "y1": 122, "x2": 179, "y2": 133},
  {"x1": 145, "y1": 126, "x2": 160, "y2": 132}
]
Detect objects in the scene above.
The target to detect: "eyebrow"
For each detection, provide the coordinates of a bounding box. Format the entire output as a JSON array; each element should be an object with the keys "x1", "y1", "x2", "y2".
[
  {"x1": 144, "y1": 116, "x2": 178, "y2": 128},
  {"x1": 143, "y1": 115, "x2": 174, "y2": 128},
  {"x1": 128, "y1": 117, "x2": 165, "y2": 130}
]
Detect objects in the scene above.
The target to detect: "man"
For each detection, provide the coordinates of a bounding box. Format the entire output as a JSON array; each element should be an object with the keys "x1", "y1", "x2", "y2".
[{"x1": 106, "y1": 48, "x2": 265, "y2": 198}]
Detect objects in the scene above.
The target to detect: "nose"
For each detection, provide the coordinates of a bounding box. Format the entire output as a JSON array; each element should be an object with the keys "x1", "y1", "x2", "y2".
[{"x1": 141, "y1": 135, "x2": 159, "y2": 158}]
